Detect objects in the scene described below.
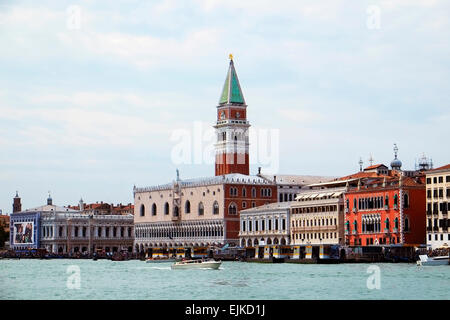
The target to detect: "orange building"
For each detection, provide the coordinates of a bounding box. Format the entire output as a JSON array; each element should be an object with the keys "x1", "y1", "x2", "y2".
[{"x1": 344, "y1": 173, "x2": 426, "y2": 246}]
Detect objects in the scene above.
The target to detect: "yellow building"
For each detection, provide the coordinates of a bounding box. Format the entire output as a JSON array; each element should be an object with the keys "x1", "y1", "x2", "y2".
[{"x1": 290, "y1": 187, "x2": 346, "y2": 246}]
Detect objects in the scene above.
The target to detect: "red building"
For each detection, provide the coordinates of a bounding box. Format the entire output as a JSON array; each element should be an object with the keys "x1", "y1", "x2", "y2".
[{"x1": 344, "y1": 172, "x2": 426, "y2": 246}]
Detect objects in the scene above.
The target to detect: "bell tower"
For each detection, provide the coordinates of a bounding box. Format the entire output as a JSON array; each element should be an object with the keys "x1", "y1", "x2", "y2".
[
  {"x1": 13, "y1": 191, "x2": 22, "y2": 213},
  {"x1": 214, "y1": 55, "x2": 250, "y2": 176}
]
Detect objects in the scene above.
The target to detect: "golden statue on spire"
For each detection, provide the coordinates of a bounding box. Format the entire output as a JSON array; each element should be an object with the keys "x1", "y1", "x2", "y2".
[{"x1": 229, "y1": 53, "x2": 233, "y2": 61}]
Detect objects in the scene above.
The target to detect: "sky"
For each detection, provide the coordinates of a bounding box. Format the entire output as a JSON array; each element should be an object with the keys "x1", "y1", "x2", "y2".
[{"x1": 0, "y1": 0, "x2": 449, "y2": 213}]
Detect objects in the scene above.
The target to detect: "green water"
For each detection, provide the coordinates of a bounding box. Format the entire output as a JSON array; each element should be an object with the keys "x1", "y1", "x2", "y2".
[{"x1": 0, "y1": 259, "x2": 449, "y2": 300}]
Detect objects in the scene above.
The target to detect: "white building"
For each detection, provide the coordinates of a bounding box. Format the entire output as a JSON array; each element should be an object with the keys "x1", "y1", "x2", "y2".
[
  {"x1": 239, "y1": 202, "x2": 291, "y2": 247},
  {"x1": 426, "y1": 164, "x2": 450, "y2": 250}
]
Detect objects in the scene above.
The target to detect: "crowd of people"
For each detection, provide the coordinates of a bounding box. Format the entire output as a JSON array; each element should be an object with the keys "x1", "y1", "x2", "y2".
[{"x1": 428, "y1": 247, "x2": 450, "y2": 257}]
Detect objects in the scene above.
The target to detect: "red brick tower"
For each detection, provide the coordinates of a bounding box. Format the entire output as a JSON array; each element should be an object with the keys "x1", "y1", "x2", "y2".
[
  {"x1": 13, "y1": 191, "x2": 22, "y2": 213},
  {"x1": 214, "y1": 55, "x2": 250, "y2": 176}
]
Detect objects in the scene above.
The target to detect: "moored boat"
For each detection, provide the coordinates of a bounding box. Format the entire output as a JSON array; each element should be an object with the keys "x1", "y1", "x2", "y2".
[
  {"x1": 416, "y1": 255, "x2": 449, "y2": 266},
  {"x1": 171, "y1": 259, "x2": 222, "y2": 270}
]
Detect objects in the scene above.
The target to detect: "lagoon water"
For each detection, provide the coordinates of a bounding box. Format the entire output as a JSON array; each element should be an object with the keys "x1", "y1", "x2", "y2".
[{"x1": 1, "y1": 259, "x2": 449, "y2": 300}]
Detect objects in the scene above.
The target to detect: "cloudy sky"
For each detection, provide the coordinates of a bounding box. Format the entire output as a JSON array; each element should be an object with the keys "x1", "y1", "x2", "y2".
[{"x1": 0, "y1": 0, "x2": 449, "y2": 212}]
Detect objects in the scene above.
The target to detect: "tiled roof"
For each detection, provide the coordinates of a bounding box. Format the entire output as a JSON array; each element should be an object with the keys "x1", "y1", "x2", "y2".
[
  {"x1": 427, "y1": 164, "x2": 450, "y2": 172},
  {"x1": 337, "y1": 171, "x2": 389, "y2": 181},
  {"x1": 241, "y1": 201, "x2": 294, "y2": 213},
  {"x1": 259, "y1": 174, "x2": 335, "y2": 185},
  {"x1": 19, "y1": 204, "x2": 79, "y2": 214},
  {"x1": 364, "y1": 164, "x2": 387, "y2": 170}
]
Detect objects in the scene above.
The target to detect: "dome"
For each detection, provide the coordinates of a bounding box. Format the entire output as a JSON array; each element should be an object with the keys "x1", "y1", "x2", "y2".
[{"x1": 391, "y1": 158, "x2": 402, "y2": 170}]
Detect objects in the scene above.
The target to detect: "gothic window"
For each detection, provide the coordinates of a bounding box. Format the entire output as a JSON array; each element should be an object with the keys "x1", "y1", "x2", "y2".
[
  {"x1": 198, "y1": 202, "x2": 204, "y2": 215},
  {"x1": 213, "y1": 201, "x2": 219, "y2": 215},
  {"x1": 152, "y1": 203, "x2": 157, "y2": 216},
  {"x1": 228, "y1": 202, "x2": 237, "y2": 215},
  {"x1": 242, "y1": 187, "x2": 247, "y2": 197},
  {"x1": 404, "y1": 217, "x2": 410, "y2": 232},
  {"x1": 185, "y1": 200, "x2": 191, "y2": 214},
  {"x1": 140, "y1": 204, "x2": 145, "y2": 217},
  {"x1": 252, "y1": 187, "x2": 256, "y2": 198},
  {"x1": 403, "y1": 194, "x2": 409, "y2": 208},
  {"x1": 164, "y1": 202, "x2": 169, "y2": 215}
]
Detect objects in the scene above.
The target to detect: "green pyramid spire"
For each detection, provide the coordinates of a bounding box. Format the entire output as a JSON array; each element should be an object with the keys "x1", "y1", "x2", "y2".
[{"x1": 219, "y1": 57, "x2": 245, "y2": 105}]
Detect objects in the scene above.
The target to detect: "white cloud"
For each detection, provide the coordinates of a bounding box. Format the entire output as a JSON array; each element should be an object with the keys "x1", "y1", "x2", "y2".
[{"x1": 56, "y1": 28, "x2": 223, "y2": 68}]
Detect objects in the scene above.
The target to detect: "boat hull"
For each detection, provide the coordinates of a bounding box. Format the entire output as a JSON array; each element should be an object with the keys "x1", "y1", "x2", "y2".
[
  {"x1": 417, "y1": 255, "x2": 449, "y2": 266},
  {"x1": 171, "y1": 260, "x2": 222, "y2": 270}
]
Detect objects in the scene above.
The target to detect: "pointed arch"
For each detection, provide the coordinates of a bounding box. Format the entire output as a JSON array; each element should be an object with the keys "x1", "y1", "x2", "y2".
[
  {"x1": 198, "y1": 202, "x2": 204, "y2": 215},
  {"x1": 164, "y1": 202, "x2": 169, "y2": 215},
  {"x1": 228, "y1": 202, "x2": 237, "y2": 215}
]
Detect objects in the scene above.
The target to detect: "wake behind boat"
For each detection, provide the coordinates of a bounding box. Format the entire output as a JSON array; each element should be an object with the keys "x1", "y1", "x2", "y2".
[
  {"x1": 416, "y1": 255, "x2": 449, "y2": 266},
  {"x1": 171, "y1": 259, "x2": 222, "y2": 270}
]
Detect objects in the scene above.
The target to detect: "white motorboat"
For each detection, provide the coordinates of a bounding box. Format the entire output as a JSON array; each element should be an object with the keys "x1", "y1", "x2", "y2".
[
  {"x1": 171, "y1": 259, "x2": 222, "y2": 270},
  {"x1": 416, "y1": 255, "x2": 449, "y2": 266}
]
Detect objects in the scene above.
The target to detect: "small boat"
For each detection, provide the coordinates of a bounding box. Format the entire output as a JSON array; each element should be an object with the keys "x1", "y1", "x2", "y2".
[
  {"x1": 171, "y1": 259, "x2": 222, "y2": 270},
  {"x1": 416, "y1": 255, "x2": 449, "y2": 266}
]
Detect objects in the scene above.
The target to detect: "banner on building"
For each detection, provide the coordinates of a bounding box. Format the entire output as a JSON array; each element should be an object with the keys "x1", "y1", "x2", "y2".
[{"x1": 13, "y1": 221, "x2": 34, "y2": 245}]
